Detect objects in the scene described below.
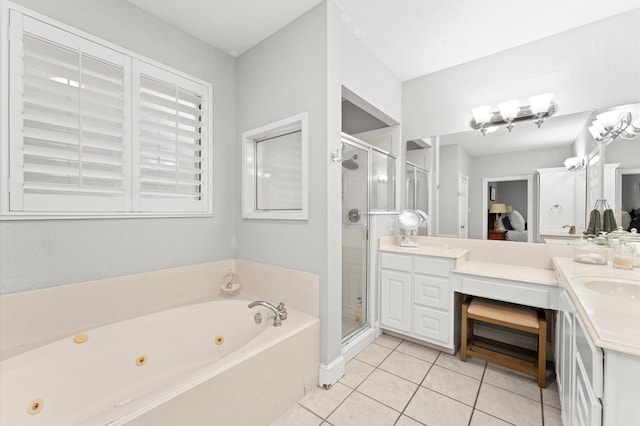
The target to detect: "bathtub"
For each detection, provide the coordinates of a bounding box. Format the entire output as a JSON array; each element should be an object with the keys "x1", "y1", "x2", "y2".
[{"x1": 0, "y1": 299, "x2": 320, "y2": 426}]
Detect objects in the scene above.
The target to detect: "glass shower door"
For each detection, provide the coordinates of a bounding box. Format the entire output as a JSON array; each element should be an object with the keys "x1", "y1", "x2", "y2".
[{"x1": 341, "y1": 141, "x2": 369, "y2": 339}]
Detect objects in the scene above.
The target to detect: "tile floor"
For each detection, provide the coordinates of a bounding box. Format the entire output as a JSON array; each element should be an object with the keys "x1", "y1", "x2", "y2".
[{"x1": 272, "y1": 333, "x2": 562, "y2": 426}]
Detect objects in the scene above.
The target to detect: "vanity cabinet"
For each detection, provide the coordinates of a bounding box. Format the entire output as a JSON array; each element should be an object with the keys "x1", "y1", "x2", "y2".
[
  {"x1": 379, "y1": 252, "x2": 458, "y2": 351},
  {"x1": 556, "y1": 290, "x2": 603, "y2": 426}
]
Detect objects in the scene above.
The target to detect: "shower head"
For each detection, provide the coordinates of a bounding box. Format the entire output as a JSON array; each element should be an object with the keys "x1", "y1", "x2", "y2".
[{"x1": 342, "y1": 154, "x2": 359, "y2": 170}]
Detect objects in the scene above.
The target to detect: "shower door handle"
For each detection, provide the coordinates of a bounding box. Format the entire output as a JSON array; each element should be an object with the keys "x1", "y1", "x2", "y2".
[{"x1": 348, "y1": 208, "x2": 361, "y2": 223}]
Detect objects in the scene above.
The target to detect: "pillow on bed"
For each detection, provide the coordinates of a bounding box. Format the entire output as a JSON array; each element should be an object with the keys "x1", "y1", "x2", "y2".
[
  {"x1": 502, "y1": 215, "x2": 514, "y2": 230},
  {"x1": 508, "y1": 210, "x2": 526, "y2": 231}
]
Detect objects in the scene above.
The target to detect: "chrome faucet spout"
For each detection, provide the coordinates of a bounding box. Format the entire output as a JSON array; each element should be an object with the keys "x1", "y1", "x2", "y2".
[{"x1": 248, "y1": 300, "x2": 287, "y2": 327}]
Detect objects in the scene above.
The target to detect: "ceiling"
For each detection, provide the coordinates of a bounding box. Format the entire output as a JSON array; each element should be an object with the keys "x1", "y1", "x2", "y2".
[
  {"x1": 125, "y1": 0, "x2": 640, "y2": 81},
  {"x1": 125, "y1": 1, "x2": 639, "y2": 155}
]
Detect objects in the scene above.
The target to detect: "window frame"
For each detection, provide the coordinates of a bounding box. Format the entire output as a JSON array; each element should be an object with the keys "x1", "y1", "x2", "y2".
[
  {"x1": 242, "y1": 112, "x2": 309, "y2": 220},
  {"x1": 0, "y1": 2, "x2": 214, "y2": 219}
]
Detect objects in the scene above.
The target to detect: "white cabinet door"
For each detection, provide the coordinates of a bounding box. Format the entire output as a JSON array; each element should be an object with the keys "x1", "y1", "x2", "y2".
[
  {"x1": 380, "y1": 270, "x2": 412, "y2": 333},
  {"x1": 413, "y1": 305, "x2": 450, "y2": 345}
]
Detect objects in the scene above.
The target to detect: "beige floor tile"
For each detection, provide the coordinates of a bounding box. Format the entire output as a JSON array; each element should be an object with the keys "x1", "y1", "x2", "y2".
[
  {"x1": 482, "y1": 363, "x2": 541, "y2": 402},
  {"x1": 379, "y1": 350, "x2": 432, "y2": 384},
  {"x1": 299, "y1": 382, "x2": 352, "y2": 418},
  {"x1": 340, "y1": 358, "x2": 375, "y2": 389},
  {"x1": 476, "y1": 383, "x2": 542, "y2": 426},
  {"x1": 543, "y1": 405, "x2": 562, "y2": 426},
  {"x1": 542, "y1": 380, "x2": 561, "y2": 409},
  {"x1": 327, "y1": 391, "x2": 400, "y2": 426},
  {"x1": 395, "y1": 340, "x2": 439, "y2": 363},
  {"x1": 356, "y1": 342, "x2": 393, "y2": 366},
  {"x1": 469, "y1": 410, "x2": 512, "y2": 426},
  {"x1": 404, "y1": 387, "x2": 472, "y2": 426},
  {"x1": 357, "y1": 368, "x2": 418, "y2": 411},
  {"x1": 395, "y1": 415, "x2": 425, "y2": 426},
  {"x1": 375, "y1": 333, "x2": 403, "y2": 349},
  {"x1": 435, "y1": 351, "x2": 486, "y2": 379},
  {"x1": 271, "y1": 404, "x2": 323, "y2": 426},
  {"x1": 423, "y1": 365, "x2": 481, "y2": 406}
]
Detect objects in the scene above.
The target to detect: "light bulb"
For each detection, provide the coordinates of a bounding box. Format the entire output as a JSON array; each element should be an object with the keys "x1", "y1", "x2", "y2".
[
  {"x1": 472, "y1": 105, "x2": 492, "y2": 124},
  {"x1": 529, "y1": 93, "x2": 553, "y2": 114},
  {"x1": 596, "y1": 110, "x2": 621, "y2": 129},
  {"x1": 498, "y1": 100, "x2": 520, "y2": 120}
]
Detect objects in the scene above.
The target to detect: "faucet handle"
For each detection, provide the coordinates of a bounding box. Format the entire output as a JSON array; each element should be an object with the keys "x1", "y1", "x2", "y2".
[{"x1": 277, "y1": 302, "x2": 287, "y2": 320}]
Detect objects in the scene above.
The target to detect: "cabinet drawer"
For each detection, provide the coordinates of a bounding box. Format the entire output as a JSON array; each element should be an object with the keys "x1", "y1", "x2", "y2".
[
  {"x1": 414, "y1": 275, "x2": 450, "y2": 309},
  {"x1": 458, "y1": 276, "x2": 551, "y2": 308},
  {"x1": 380, "y1": 253, "x2": 412, "y2": 272},
  {"x1": 413, "y1": 305, "x2": 450, "y2": 345},
  {"x1": 574, "y1": 354, "x2": 602, "y2": 426},
  {"x1": 414, "y1": 256, "x2": 450, "y2": 277},
  {"x1": 575, "y1": 315, "x2": 603, "y2": 398}
]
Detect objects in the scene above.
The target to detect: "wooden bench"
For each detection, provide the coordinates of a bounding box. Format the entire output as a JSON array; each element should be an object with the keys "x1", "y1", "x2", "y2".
[{"x1": 461, "y1": 296, "x2": 547, "y2": 387}]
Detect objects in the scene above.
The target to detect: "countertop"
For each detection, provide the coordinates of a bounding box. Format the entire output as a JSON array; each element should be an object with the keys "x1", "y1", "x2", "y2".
[
  {"x1": 553, "y1": 256, "x2": 640, "y2": 356},
  {"x1": 379, "y1": 241, "x2": 468, "y2": 259},
  {"x1": 453, "y1": 261, "x2": 558, "y2": 286}
]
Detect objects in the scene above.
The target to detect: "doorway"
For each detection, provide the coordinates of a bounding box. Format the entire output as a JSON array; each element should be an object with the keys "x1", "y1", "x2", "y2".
[{"x1": 481, "y1": 175, "x2": 534, "y2": 242}]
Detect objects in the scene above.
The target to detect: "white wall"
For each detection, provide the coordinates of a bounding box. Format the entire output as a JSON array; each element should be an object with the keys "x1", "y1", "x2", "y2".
[
  {"x1": 438, "y1": 145, "x2": 460, "y2": 236},
  {"x1": 402, "y1": 10, "x2": 640, "y2": 141},
  {"x1": 0, "y1": 0, "x2": 236, "y2": 294},
  {"x1": 235, "y1": 2, "x2": 345, "y2": 377},
  {"x1": 341, "y1": 24, "x2": 402, "y2": 124}
]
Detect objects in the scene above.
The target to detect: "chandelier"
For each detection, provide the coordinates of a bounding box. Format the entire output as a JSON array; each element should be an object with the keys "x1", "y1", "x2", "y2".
[{"x1": 471, "y1": 93, "x2": 555, "y2": 135}]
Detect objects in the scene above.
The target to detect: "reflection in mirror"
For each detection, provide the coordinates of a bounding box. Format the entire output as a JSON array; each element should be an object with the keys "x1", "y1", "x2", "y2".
[
  {"x1": 404, "y1": 139, "x2": 432, "y2": 235},
  {"x1": 406, "y1": 102, "x2": 640, "y2": 242}
]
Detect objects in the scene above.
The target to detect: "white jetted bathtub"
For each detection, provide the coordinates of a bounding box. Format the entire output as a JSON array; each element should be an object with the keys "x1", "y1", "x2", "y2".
[{"x1": 0, "y1": 299, "x2": 320, "y2": 426}]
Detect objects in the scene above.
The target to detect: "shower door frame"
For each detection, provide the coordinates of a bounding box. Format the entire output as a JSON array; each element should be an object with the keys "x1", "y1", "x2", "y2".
[{"x1": 341, "y1": 137, "x2": 372, "y2": 344}]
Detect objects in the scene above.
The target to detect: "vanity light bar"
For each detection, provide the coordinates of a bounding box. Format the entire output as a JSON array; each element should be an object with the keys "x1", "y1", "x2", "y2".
[{"x1": 470, "y1": 94, "x2": 556, "y2": 135}]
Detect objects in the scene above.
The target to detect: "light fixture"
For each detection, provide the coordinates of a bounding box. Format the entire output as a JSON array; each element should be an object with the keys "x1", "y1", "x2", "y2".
[
  {"x1": 564, "y1": 157, "x2": 586, "y2": 171},
  {"x1": 470, "y1": 93, "x2": 556, "y2": 135},
  {"x1": 589, "y1": 110, "x2": 638, "y2": 144}
]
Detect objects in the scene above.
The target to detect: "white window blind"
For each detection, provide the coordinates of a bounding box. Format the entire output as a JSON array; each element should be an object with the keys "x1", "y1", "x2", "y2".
[
  {"x1": 133, "y1": 62, "x2": 209, "y2": 212},
  {"x1": 9, "y1": 13, "x2": 130, "y2": 212},
  {"x1": 4, "y1": 8, "x2": 213, "y2": 217}
]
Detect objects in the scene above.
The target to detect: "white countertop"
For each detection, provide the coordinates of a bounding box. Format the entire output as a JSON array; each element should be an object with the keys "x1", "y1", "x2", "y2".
[
  {"x1": 553, "y1": 256, "x2": 640, "y2": 356},
  {"x1": 453, "y1": 261, "x2": 558, "y2": 286},
  {"x1": 379, "y1": 241, "x2": 468, "y2": 259}
]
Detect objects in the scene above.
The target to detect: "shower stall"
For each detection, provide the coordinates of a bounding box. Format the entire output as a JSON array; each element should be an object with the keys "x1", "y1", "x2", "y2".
[{"x1": 341, "y1": 136, "x2": 396, "y2": 341}]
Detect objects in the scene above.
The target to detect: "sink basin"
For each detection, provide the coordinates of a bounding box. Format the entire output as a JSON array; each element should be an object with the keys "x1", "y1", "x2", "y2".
[{"x1": 575, "y1": 278, "x2": 640, "y2": 300}]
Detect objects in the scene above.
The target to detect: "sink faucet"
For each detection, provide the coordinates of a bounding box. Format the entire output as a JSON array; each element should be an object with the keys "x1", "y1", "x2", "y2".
[
  {"x1": 248, "y1": 300, "x2": 287, "y2": 326},
  {"x1": 563, "y1": 225, "x2": 576, "y2": 234}
]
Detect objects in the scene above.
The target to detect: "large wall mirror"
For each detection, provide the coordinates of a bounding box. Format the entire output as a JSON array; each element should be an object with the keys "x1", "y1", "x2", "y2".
[{"x1": 403, "y1": 102, "x2": 640, "y2": 243}]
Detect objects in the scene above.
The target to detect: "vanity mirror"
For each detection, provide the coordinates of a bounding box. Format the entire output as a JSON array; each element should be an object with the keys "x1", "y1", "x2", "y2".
[{"x1": 404, "y1": 102, "x2": 640, "y2": 242}]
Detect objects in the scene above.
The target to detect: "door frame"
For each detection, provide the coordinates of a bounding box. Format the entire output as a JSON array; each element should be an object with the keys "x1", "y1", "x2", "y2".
[{"x1": 481, "y1": 175, "x2": 534, "y2": 242}]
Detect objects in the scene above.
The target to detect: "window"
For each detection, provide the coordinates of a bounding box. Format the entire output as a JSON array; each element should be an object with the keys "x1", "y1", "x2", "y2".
[
  {"x1": 242, "y1": 113, "x2": 308, "y2": 220},
  {"x1": 2, "y1": 7, "x2": 212, "y2": 218}
]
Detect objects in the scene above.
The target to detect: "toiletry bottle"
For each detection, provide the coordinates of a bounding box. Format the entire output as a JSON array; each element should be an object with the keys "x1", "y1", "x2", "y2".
[
  {"x1": 355, "y1": 297, "x2": 363, "y2": 322},
  {"x1": 613, "y1": 244, "x2": 633, "y2": 270}
]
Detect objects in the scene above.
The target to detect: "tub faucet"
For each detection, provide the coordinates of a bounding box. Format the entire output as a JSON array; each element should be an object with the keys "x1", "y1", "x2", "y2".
[
  {"x1": 248, "y1": 301, "x2": 287, "y2": 327},
  {"x1": 563, "y1": 225, "x2": 576, "y2": 234}
]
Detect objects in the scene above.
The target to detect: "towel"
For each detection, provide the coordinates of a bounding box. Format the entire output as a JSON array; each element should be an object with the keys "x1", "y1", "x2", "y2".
[
  {"x1": 585, "y1": 209, "x2": 601, "y2": 235},
  {"x1": 602, "y1": 208, "x2": 617, "y2": 233}
]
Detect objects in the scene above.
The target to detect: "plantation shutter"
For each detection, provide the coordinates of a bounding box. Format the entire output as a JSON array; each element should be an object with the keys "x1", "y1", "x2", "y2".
[
  {"x1": 133, "y1": 61, "x2": 209, "y2": 212},
  {"x1": 9, "y1": 13, "x2": 131, "y2": 212}
]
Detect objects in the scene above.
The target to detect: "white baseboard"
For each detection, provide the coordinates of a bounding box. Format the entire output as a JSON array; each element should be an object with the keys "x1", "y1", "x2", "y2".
[{"x1": 318, "y1": 355, "x2": 345, "y2": 388}]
